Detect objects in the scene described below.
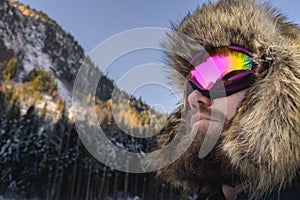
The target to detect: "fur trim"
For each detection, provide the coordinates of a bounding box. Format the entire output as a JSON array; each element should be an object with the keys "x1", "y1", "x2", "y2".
[
  {"x1": 153, "y1": 108, "x2": 199, "y2": 192},
  {"x1": 162, "y1": 0, "x2": 300, "y2": 197},
  {"x1": 145, "y1": 108, "x2": 199, "y2": 192}
]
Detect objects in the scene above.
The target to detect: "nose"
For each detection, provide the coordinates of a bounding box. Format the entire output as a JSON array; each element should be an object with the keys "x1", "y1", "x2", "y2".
[{"x1": 187, "y1": 89, "x2": 212, "y2": 109}]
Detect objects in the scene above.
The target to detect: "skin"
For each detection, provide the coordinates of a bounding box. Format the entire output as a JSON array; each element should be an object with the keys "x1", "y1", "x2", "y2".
[
  {"x1": 187, "y1": 89, "x2": 247, "y2": 200},
  {"x1": 187, "y1": 89, "x2": 247, "y2": 122}
]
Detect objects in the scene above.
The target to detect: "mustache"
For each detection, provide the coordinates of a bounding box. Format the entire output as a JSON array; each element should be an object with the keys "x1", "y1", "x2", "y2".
[{"x1": 185, "y1": 104, "x2": 228, "y2": 124}]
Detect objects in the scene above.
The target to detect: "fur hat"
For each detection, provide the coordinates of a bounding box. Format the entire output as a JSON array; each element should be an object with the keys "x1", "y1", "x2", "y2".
[{"x1": 158, "y1": 0, "x2": 300, "y2": 197}]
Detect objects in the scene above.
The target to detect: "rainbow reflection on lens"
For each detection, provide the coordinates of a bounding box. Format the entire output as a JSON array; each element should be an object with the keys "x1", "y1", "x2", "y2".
[
  {"x1": 184, "y1": 46, "x2": 256, "y2": 111},
  {"x1": 188, "y1": 46, "x2": 253, "y2": 90}
]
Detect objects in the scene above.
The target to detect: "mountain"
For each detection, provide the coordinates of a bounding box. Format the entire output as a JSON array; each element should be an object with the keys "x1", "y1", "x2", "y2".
[
  {"x1": 0, "y1": 1, "x2": 182, "y2": 199},
  {"x1": 0, "y1": 0, "x2": 166, "y2": 123},
  {"x1": 0, "y1": 0, "x2": 85, "y2": 107}
]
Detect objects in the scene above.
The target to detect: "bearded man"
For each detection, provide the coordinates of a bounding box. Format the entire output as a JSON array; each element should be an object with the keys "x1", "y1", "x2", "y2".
[{"x1": 147, "y1": 0, "x2": 300, "y2": 199}]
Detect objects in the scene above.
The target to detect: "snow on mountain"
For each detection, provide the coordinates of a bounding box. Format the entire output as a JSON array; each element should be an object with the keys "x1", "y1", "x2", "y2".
[
  {"x1": 0, "y1": 0, "x2": 52, "y2": 75},
  {"x1": 0, "y1": 0, "x2": 85, "y2": 107},
  {"x1": 55, "y1": 77, "x2": 72, "y2": 107}
]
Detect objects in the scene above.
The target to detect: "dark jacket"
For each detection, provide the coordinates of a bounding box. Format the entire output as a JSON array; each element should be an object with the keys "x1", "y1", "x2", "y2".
[
  {"x1": 199, "y1": 175, "x2": 300, "y2": 200},
  {"x1": 235, "y1": 175, "x2": 300, "y2": 200}
]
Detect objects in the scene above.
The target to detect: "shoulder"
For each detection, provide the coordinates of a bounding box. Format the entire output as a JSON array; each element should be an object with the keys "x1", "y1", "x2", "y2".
[{"x1": 235, "y1": 175, "x2": 300, "y2": 200}]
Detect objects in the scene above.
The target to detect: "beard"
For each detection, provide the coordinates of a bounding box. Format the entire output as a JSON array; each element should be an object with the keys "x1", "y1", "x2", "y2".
[{"x1": 156, "y1": 105, "x2": 241, "y2": 199}]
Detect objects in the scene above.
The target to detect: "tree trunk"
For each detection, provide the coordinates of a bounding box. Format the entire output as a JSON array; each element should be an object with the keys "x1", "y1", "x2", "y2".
[
  {"x1": 70, "y1": 137, "x2": 80, "y2": 200},
  {"x1": 85, "y1": 160, "x2": 92, "y2": 200},
  {"x1": 159, "y1": 184, "x2": 165, "y2": 200},
  {"x1": 50, "y1": 151, "x2": 61, "y2": 199},
  {"x1": 104, "y1": 172, "x2": 111, "y2": 199},
  {"x1": 54, "y1": 175, "x2": 63, "y2": 200},
  {"x1": 45, "y1": 173, "x2": 51, "y2": 200},
  {"x1": 142, "y1": 175, "x2": 147, "y2": 200},
  {"x1": 113, "y1": 171, "x2": 119, "y2": 200},
  {"x1": 134, "y1": 174, "x2": 138, "y2": 196},
  {"x1": 124, "y1": 172, "x2": 129, "y2": 200},
  {"x1": 169, "y1": 187, "x2": 173, "y2": 200},
  {"x1": 75, "y1": 162, "x2": 83, "y2": 200},
  {"x1": 55, "y1": 125, "x2": 73, "y2": 200},
  {"x1": 98, "y1": 166, "x2": 107, "y2": 199}
]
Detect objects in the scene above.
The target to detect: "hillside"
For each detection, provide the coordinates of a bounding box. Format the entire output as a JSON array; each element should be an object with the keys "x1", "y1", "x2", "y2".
[{"x1": 0, "y1": 0, "x2": 183, "y2": 199}]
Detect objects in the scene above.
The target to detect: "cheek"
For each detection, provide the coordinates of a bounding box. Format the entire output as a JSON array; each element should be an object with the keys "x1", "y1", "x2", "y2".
[
  {"x1": 211, "y1": 99, "x2": 227, "y2": 118},
  {"x1": 211, "y1": 99, "x2": 236, "y2": 120},
  {"x1": 212, "y1": 90, "x2": 247, "y2": 120},
  {"x1": 224, "y1": 91, "x2": 247, "y2": 119},
  {"x1": 225, "y1": 103, "x2": 240, "y2": 120}
]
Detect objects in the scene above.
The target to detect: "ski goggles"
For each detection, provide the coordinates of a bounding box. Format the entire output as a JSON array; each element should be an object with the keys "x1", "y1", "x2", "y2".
[{"x1": 184, "y1": 46, "x2": 256, "y2": 111}]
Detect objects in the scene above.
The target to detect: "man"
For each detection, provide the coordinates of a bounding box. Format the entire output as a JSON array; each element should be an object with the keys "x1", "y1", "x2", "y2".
[{"x1": 149, "y1": 0, "x2": 300, "y2": 199}]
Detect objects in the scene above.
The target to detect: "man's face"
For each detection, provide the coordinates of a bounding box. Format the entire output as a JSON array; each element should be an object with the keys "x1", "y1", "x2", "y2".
[
  {"x1": 185, "y1": 88, "x2": 247, "y2": 197},
  {"x1": 157, "y1": 87, "x2": 247, "y2": 198},
  {"x1": 187, "y1": 88, "x2": 247, "y2": 128},
  {"x1": 157, "y1": 46, "x2": 255, "y2": 198}
]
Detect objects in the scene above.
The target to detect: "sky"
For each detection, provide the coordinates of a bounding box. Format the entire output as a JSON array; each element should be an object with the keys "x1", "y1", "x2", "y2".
[{"x1": 16, "y1": 0, "x2": 300, "y2": 114}]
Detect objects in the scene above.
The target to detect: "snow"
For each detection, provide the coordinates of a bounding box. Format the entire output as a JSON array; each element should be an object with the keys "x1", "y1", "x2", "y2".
[
  {"x1": 0, "y1": 196, "x2": 14, "y2": 200},
  {"x1": 1, "y1": 3, "x2": 81, "y2": 117},
  {"x1": 55, "y1": 78, "x2": 72, "y2": 107},
  {"x1": 2, "y1": 19, "x2": 72, "y2": 111},
  {"x1": 0, "y1": 196, "x2": 40, "y2": 200},
  {"x1": 22, "y1": 43, "x2": 52, "y2": 73},
  {"x1": 0, "y1": 196, "x2": 142, "y2": 200},
  {"x1": 1, "y1": 19, "x2": 52, "y2": 81}
]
